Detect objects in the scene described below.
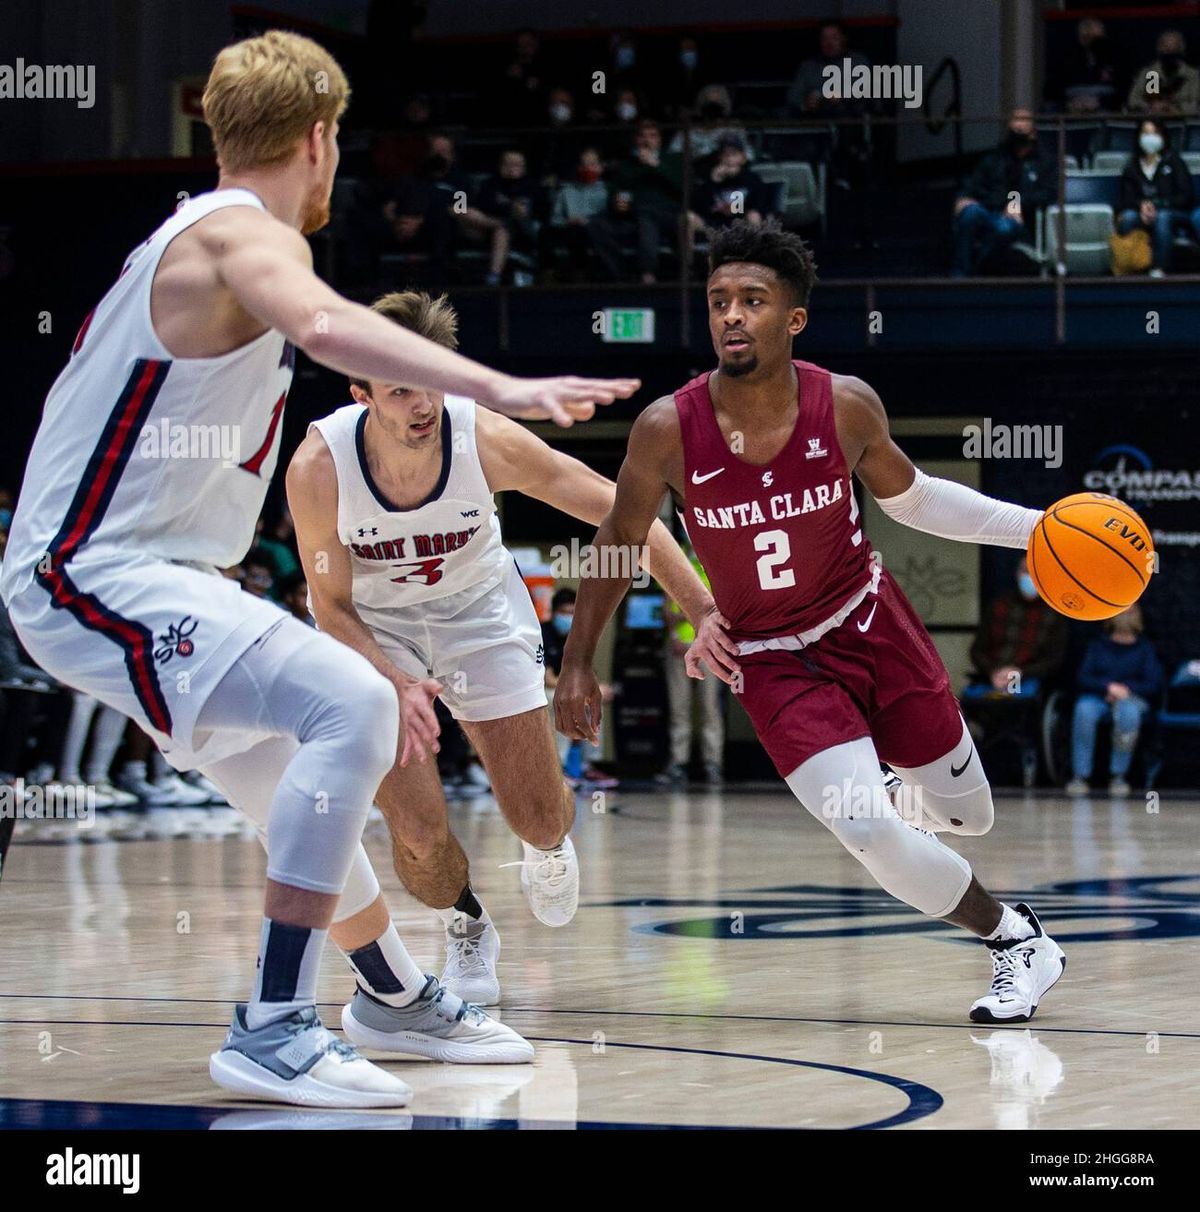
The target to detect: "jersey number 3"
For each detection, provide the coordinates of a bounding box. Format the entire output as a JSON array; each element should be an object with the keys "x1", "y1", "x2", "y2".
[
  {"x1": 390, "y1": 557, "x2": 445, "y2": 587},
  {"x1": 754, "y1": 529, "x2": 796, "y2": 590}
]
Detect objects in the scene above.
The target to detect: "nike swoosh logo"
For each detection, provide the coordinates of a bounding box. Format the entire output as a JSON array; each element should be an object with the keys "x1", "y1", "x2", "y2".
[
  {"x1": 950, "y1": 745, "x2": 975, "y2": 778},
  {"x1": 856, "y1": 602, "x2": 878, "y2": 632},
  {"x1": 691, "y1": 468, "x2": 725, "y2": 484}
]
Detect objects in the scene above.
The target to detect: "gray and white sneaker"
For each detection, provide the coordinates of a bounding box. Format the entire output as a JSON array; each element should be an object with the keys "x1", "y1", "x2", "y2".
[
  {"x1": 209, "y1": 1003, "x2": 411, "y2": 1108},
  {"x1": 511, "y1": 836, "x2": 579, "y2": 927},
  {"x1": 441, "y1": 913, "x2": 501, "y2": 1006},
  {"x1": 341, "y1": 977, "x2": 534, "y2": 1064}
]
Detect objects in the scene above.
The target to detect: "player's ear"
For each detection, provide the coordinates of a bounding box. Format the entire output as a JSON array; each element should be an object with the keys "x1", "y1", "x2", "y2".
[
  {"x1": 789, "y1": 307, "x2": 808, "y2": 337},
  {"x1": 349, "y1": 383, "x2": 371, "y2": 405}
]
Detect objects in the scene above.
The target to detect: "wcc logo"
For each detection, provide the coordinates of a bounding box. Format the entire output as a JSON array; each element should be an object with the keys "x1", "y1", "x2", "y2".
[
  {"x1": 154, "y1": 616, "x2": 198, "y2": 664},
  {"x1": 603, "y1": 874, "x2": 1200, "y2": 944}
]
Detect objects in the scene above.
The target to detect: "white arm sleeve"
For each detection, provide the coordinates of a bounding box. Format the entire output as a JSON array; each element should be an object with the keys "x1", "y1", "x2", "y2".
[{"x1": 874, "y1": 469, "x2": 1042, "y2": 549}]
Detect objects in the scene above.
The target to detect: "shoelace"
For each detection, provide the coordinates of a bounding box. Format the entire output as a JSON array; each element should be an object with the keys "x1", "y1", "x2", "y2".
[
  {"x1": 427, "y1": 981, "x2": 486, "y2": 1026},
  {"x1": 500, "y1": 849, "x2": 569, "y2": 887},
  {"x1": 285, "y1": 1015, "x2": 359, "y2": 1063},
  {"x1": 989, "y1": 946, "x2": 1020, "y2": 998},
  {"x1": 445, "y1": 928, "x2": 489, "y2": 977}
]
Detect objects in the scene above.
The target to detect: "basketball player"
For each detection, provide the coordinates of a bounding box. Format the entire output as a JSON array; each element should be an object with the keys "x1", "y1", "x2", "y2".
[
  {"x1": 555, "y1": 221, "x2": 1066, "y2": 1024},
  {"x1": 287, "y1": 290, "x2": 716, "y2": 1013},
  {"x1": 0, "y1": 31, "x2": 641, "y2": 1107}
]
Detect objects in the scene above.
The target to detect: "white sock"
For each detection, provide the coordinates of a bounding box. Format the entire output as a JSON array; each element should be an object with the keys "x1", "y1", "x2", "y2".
[
  {"x1": 987, "y1": 903, "x2": 1035, "y2": 943},
  {"x1": 343, "y1": 923, "x2": 425, "y2": 1007},
  {"x1": 434, "y1": 885, "x2": 490, "y2": 931},
  {"x1": 246, "y1": 918, "x2": 326, "y2": 1029}
]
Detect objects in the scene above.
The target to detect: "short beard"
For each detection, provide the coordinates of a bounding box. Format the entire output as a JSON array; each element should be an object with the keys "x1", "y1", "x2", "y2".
[
  {"x1": 720, "y1": 354, "x2": 758, "y2": 378},
  {"x1": 301, "y1": 195, "x2": 331, "y2": 235}
]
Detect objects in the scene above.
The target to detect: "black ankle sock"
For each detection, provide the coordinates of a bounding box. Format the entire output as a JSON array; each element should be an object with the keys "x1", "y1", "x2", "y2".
[{"x1": 454, "y1": 884, "x2": 484, "y2": 919}]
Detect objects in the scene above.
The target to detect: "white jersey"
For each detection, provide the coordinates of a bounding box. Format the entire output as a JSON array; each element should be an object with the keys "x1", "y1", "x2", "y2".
[
  {"x1": 1, "y1": 188, "x2": 293, "y2": 605},
  {"x1": 310, "y1": 398, "x2": 512, "y2": 623}
]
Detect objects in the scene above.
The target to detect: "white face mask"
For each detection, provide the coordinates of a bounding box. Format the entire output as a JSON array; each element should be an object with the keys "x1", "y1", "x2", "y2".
[
  {"x1": 1140, "y1": 132, "x2": 1164, "y2": 155},
  {"x1": 549, "y1": 102, "x2": 572, "y2": 125},
  {"x1": 617, "y1": 101, "x2": 638, "y2": 122}
]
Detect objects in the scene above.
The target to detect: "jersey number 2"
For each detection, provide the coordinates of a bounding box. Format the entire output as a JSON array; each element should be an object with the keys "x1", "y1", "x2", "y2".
[{"x1": 754, "y1": 529, "x2": 796, "y2": 591}]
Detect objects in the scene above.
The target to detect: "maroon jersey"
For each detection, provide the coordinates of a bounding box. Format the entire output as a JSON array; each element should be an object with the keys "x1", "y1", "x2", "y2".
[{"x1": 675, "y1": 360, "x2": 873, "y2": 643}]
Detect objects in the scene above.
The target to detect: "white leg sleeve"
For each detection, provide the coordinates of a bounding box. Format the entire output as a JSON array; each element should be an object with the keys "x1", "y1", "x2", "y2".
[
  {"x1": 889, "y1": 716, "x2": 995, "y2": 837},
  {"x1": 785, "y1": 737, "x2": 973, "y2": 918},
  {"x1": 59, "y1": 692, "x2": 99, "y2": 783}
]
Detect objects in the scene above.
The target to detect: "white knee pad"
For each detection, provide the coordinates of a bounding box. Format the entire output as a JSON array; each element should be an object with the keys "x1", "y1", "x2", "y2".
[
  {"x1": 786, "y1": 737, "x2": 973, "y2": 918},
  {"x1": 333, "y1": 844, "x2": 383, "y2": 923},
  {"x1": 889, "y1": 716, "x2": 994, "y2": 837}
]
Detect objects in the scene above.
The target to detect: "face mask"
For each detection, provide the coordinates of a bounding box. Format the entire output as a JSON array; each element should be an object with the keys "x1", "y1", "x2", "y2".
[
  {"x1": 0, "y1": 509, "x2": 11, "y2": 529},
  {"x1": 425, "y1": 153, "x2": 450, "y2": 175},
  {"x1": 680, "y1": 50, "x2": 698, "y2": 70},
  {"x1": 1008, "y1": 130, "x2": 1034, "y2": 152},
  {"x1": 549, "y1": 102, "x2": 572, "y2": 125},
  {"x1": 616, "y1": 101, "x2": 637, "y2": 122},
  {"x1": 552, "y1": 613, "x2": 573, "y2": 636},
  {"x1": 577, "y1": 165, "x2": 602, "y2": 184},
  {"x1": 615, "y1": 47, "x2": 635, "y2": 70},
  {"x1": 699, "y1": 101, "x2": 727, "y2": 121},
  {"x1": 1161, "y1": 53, "x2": 1182, "y2": 72},
  {"x1": 1140, "y1": 132, "x2": 1164, "y2": 155},
  {"x1": 1018, "y1": 573, "x2": 1038, "y2": 601}
]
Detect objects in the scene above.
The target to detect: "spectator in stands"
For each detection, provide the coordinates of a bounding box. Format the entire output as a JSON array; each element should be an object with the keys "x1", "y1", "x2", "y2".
[
  {"x1": 786, "y1": 20, "x2": 872, "y2": 118},
  {"x1": 541, "y1": 146, "x2": 609, "y2": 280},
  {"x1": 692, "y1": 136, "x2": 771, "y2": 229},
  {"x1": 1047, "y1": 17, "x2": 1122, "y2": 115},
  {"x1": 542, "y1": 588, "x2": 616, "y2": 787},
  {"x1": 608, "y1": 31, "x2": 646, "y2": 99},
  {"x1": 256, "y1": 505, "x2": 301, "y2": 584},
  {"x1": 1126, "y1": 29, "x2": 1199, "y2": 116},
  {"x1": 0, "y1": 487, "x2": 12, "y2": 532},
  {"x1": 952, "y1": 109, "x2": 1056, "y2": 276},
  {"x1": 668, "y1": 84, "x2": 754, "y2": 165},
  {"x1": 276, "y1": 571, "x2": 315, "y2": 627},
  {"x1": 478, "y1": 148, "x2": 544, "y2": 286},
  {"x1": 538, "y1": 87, "x2": 586, "y2": 184},
  {"x1": 497, "y1": 28, "x2": 546, "y2": 124},
  {"x1": 241, "y1": 548, "x2": 274, "y2": 600},
  {"x1": 659, "y1": 35, "x2": 709, "y2": 120},
  {"x1": 967, "y1": 557, "x2": 1068, "y2": 697},
  {"x1": 660, "y1": 547, "x2": 723, "y2": 786},
  {"x1": 588, "y1": 119, "x2": 684, "y2": 283},
  {"x1": 1066, "y1": 606, "x2": 1162, "y2": 796},
  {"x1": 1116, "y1": 117, "x2": 1199, "y2": 277}
]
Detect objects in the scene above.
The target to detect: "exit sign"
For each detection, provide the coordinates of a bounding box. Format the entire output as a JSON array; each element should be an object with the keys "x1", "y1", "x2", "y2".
[{"x1": 602, "y1": 308, "x2": 655, "y2": 343}]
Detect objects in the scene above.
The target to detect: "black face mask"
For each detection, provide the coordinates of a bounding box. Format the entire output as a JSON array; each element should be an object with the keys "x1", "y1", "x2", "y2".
[
  {"x1": 1008, "y1": 131, "x2": 1034, "y2": 153},
  {"x1": 1161, "y1": 53, "x2": 1182, "y2": 73},
  {"x1": 699, "y1": 101, "x2": 726, "y2": 121},
  {"x1": 425, "y1": 154, "x2": 450, "y2": 175}
]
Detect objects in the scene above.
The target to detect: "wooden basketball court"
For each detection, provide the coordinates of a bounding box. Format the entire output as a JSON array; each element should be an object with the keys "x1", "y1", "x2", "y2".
[{"x1": 2, "y1": 787, "x2": 1196, "y2": 1130}]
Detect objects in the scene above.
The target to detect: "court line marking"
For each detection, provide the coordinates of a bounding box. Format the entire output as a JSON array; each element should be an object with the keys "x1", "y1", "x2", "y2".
[
  {"x1": 0, "y1": 1001, "x2": 1196, "y2": 1040},
  {"x1": 0, "y1": 1034, "x2": 942, "y2": 1130}
]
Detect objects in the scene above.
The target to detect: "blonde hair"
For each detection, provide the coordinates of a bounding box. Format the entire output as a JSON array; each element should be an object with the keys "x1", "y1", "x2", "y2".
[
  {"x1": 202, "y1": 30, "x2": 350, "y2": 173},
  {"x1": 350, "y1": 291, "x2": 459, "y2": 391}
]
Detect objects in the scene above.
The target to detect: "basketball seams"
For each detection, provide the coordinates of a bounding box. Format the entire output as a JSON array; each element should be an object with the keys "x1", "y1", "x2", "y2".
[
  {"x1": 1035, "y1": 516, "x2": 1125, "y2": 610},
  {"x1": 1047, "y1": 511, "x2": 1148, "y2": 586}
]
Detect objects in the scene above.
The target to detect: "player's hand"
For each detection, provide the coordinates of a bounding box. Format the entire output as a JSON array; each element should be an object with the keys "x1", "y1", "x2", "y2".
[
  {"x1": 685, "y1": 606, "x2": 741, "y2": 685},
  {"x1": 485, "y1": 375, "x2": 641, "y2": 427},
  {"x1": 395, "y1": 675, "x2": 442, "y2": 766},
  {"x1": 554, "y1": 661, "x2": 602, "y2": 744}
]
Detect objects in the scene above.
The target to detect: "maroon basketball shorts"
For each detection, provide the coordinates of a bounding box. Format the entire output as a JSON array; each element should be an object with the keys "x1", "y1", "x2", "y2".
[{"x1": 736, "y1": 571, "x2": 964, "y2": 777}]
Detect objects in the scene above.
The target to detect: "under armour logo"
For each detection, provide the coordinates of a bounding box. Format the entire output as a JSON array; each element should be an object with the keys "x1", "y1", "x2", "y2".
[
  {"x1": 356, "y1": 527, "x2": 379, "y2": 538},
  {"x1": 762, "y1": 470, "x2": 774, "y2": 487},
  {"x1": 805, "y1": 437, "x2": 828, "y2": 459}
]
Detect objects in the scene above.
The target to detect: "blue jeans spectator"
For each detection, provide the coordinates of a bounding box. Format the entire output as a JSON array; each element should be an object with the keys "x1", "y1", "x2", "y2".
[
  {"x1": 1115, "y1": 207, "x2": 1200, "y2": 270},
  {"x1": 1071, "y1": 693, "x2": 1148, "y2": 780},
  {"x1": 953, "y1": 203, "x2": 1029, "y2": 276}
]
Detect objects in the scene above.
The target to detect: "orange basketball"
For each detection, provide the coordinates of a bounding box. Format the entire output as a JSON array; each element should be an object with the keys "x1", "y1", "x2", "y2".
[{"x1": 1027, "y1": 492, "x2": 1154, "y2": 621}]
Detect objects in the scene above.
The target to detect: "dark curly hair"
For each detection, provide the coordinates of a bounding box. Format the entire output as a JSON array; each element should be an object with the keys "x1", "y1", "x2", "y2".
[{"x1": 707, "y1": 219, "x2": 818, "y2": 307}]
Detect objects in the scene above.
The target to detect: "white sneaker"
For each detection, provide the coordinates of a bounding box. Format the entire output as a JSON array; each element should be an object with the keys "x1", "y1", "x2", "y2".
[
  {"x1": 152, "y1": 774, "x2": 212, "y2": 806},
  {"x1": 210, "y1": 1003, "x2": 411, "y2": 1108},
  {"x1": 1064, "y1": 778, "x2": 1089, "y2": 796},
  {"x1": 440, "y1": 913, "x2": 501, "y2": 1006},
  {"x1": 341, "y1": 977, "x2": 534, "y2": 1064},
  {"x1": 182, "y1": 771, "x2": 225, "y2": 804},
  {"x1": 970, "y1": 904, "x2": 1066, "y2": 1024},
  {"x1": 90, "y1": 779, "x2": 139, "y2": 808},
  {"x1": 513, "y1": 836, "x2": 579, "y2": 927}
]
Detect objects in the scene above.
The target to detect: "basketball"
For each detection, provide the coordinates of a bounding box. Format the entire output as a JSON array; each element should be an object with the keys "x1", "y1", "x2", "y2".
[{"x1": 1027, "y1": 492, "x2": 1154, "y2": 621}]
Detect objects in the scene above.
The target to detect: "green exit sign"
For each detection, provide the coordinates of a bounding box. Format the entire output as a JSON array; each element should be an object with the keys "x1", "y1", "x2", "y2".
[{"x1": 602, "y1": 308, "x2": 655, "y2": 343}]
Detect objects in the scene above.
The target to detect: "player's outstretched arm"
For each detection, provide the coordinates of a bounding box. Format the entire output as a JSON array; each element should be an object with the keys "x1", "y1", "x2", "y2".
[
  {"x1": 286, "y1": 432, "x2": 441, "y2": 765},
  {"x1": 475, "y1": 406, "x2": 714, "y2": 625},
  {"x1": 841, "y1": 375, "x2": 1043, "y2": 548},
  {"x1": 214, "y1": 208, "x2": 640, "y2": 426}
]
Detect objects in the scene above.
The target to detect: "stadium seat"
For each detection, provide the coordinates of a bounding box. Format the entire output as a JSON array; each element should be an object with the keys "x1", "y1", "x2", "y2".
[
  {"x1": 752, "y1": 160, "x2": 825, "y2": 231},
  {"x1": 1090, "y1": 150, "x2": 1128, "y2": 174},
  {"x1": 1042, "y1": 203, "x2": 1114, "y2": 275}
]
